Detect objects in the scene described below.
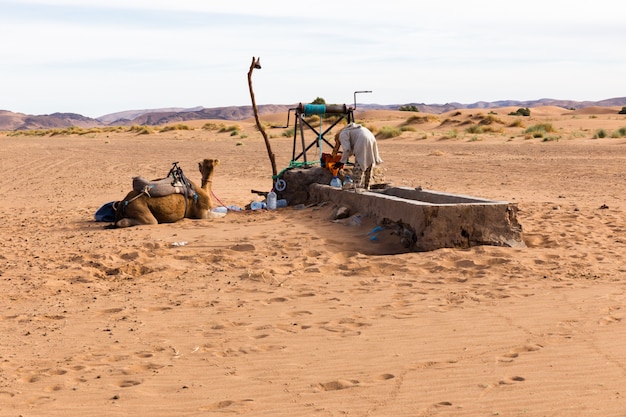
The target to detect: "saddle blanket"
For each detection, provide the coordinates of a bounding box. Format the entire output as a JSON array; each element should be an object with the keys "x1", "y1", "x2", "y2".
[{"x1": 132, "y1": 176, "x2": 195, "y2": 198}]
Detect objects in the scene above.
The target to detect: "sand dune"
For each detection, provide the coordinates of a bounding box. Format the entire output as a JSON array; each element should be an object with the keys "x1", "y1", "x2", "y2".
[{"x1": 2, "y1": 109, "x2": 626, "y2": 415}]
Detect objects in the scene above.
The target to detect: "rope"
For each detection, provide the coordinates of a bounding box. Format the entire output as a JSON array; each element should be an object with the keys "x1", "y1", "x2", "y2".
[
  {"x1": 211, "y1": 190, "x2": 244, "y2": 212},
  {"x1": 272, "y1": 159, "x2": 318, "y2": 180}
]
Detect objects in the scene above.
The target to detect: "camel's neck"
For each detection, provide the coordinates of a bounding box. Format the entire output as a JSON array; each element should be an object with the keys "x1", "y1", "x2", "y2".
[{"x1": 201, "y1": 169, "x2": 215, "y2": 190}]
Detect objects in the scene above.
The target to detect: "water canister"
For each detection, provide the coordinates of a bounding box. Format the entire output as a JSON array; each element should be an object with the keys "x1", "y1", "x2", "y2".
[
  {"x1": 267, "y1": 191, "x2": 277, "y2": 210},
  {"x1": 250, "y1": 201, "x2": 266, "y2": 210},
  {"x1": 342, "y1": 175, "x2": 354, "y2": 190},
  {"x1": 330, "y1": 176, "x2": 342, "y2": 188}
]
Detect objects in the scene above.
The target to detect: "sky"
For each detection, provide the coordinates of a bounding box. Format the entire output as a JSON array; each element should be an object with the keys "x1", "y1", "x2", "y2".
[{"x1": 1, "y1": 0, "x2": 623, "y2": 118}]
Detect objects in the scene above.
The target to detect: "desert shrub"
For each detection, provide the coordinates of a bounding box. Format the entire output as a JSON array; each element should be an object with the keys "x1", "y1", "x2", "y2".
[
  {"x1": 404, "y1": 114, "x2": 439, "y2": 125},
  {"x1": 524, "y1": 123, "x2": 556, "y2": 138},
  {"x1": 611, "y1": 127, "x2": 626, "y2": 138},
  {"x1": 135, "y1": 126, "x2": 155, "y2": 135},
  {"x1": 356, "y1": 123, "x2": 378, "y2": 134},
  {"x1": 160, "y1": 124, "x2": 191, "y2": 132},
  {"x1": 103, "y1": 126, "x2": 125, "y2": 133},
  {"x1": 439, "y1": 118, "x2": 461, "y2": 127},
  {"x1": 218, "y1": 124, "x2": 240, "y2": 133},
  {"x1": 399, "y1": 105, "x2": 420, "y2": 112},
  {"x1": 304, "y1": 114, "x2": 320, "y2": 124},
  {"x1": 478, "y1": 114, "x2": 504, "y2": 125},
  {"x1": 202, "y1": 122, "x2": 220, "y2": 131},
  {"x1": 376, "y1": 126, "x2": 402, "y2": 139},
  {"x1": 400, "y1": 126, "x2": 416, "y2": 132},
  {"x1": 466, "y1": 125, "x2": 484, "y2": 134},
  {"x1": 509, "y1": 107, "x2": 531, "y2": 116},
  {"x1": 8, "y1": 129, "x2": 48, "y2": 137},
  {"x1": 618, "y1": 107, "x2": 626, "y2": 115},
  {"x1": 508, "y1": 119, "x2": 525, "y2": 128},
  {"x1": 440, "y1": 129, "x2": 458, "y2": 140},
  {"x1": 593, "y1": 129, "x2": 607, "y2": 139},
  {"x1": 49, "y1": 126, "x2": 84, "y2": 136},
  {"x1": 254, "y1": 121, "x2": 273, "y2": 131},
  {"x1": 282, "y1": 127, "x2": 294, "y2": 137},
  {"x1": 451, "y1": 111, "x2": 462, "y2": 117}
]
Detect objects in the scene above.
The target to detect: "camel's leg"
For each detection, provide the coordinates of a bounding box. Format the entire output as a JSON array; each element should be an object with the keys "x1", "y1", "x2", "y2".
[
  {"x1": 114, "y1": 197, "x2": 160, "y2": 228},
  {"x1": 115, "y1": 215, "x2": 158, "y2": 228}
]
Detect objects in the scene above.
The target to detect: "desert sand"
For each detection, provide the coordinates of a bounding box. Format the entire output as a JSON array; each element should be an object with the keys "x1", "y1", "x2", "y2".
[{"x1": 2, "y1": 107, "x2": 626, "y2": 416}]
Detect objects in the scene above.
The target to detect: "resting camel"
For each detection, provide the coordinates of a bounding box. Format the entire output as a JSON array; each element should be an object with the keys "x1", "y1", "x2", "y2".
[{"x1": 112, "y1": 159, "x2": 219, "y2": 228}]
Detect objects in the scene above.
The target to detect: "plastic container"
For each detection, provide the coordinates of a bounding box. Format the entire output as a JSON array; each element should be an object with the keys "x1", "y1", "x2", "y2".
[
  {"x1": 330, "y1": 176, "x2": 342, "y2": 188},
  {"x1": 342, "y1": 175, "x2": 354, "y2": 190},
  {"x1": 211, "y1": 206, "x2": 228, "y2": 214},
  {"x1": 276, "y1": 199, "x2": 288, "y2": 208},
  {"x1": 267, "y1": 191, "x2": 277, "y2": 210},
  {"x1": 250, "y1": 201, "x2": 266, "y2": 210}
]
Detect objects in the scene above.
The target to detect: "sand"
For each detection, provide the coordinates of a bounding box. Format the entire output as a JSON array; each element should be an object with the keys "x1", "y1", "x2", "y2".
[{"x1": 2, "y1": 108, "x2": 626, "y2": 416}]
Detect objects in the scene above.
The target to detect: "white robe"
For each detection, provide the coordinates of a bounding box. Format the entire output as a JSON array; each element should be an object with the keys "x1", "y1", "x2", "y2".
[{"x1": 338, "y1": 123, "x2": 383, "y2": 169}]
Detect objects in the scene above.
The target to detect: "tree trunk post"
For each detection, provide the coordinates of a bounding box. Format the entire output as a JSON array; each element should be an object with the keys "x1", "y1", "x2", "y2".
[{"x1": 247, "y1": 56, "x2": 277, "y2": 185}]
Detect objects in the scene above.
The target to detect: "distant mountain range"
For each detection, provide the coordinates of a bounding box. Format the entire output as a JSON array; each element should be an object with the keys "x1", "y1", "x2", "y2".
[{"x1": 2, "y1": 97, "x2": 625, "y2": 131}]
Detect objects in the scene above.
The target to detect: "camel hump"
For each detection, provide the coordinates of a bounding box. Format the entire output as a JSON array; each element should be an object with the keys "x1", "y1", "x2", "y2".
[{"x1": 132, "y1": 176, "x2": 194, "y2": 198}]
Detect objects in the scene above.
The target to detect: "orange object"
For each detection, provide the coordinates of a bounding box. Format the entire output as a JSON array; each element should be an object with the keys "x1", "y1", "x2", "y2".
[{"x1": 321, "y1": 152, "x2": 342, "y2": 170}]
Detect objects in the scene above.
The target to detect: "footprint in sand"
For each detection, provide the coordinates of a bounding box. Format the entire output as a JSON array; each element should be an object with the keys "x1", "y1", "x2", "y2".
[
  {"x1": 198, "y1": 399, "x2": 254, "y2": 412},
  {"x1": 117, "y1": 379, "x2": 142, "y2": 388},
  {"x1": 316, "y1": 379, "x2": 360, "y2": 391},
  {"x1": 497, "y1": 343, "x2": 542, "y2": 363},
  {"x1": 599, "y1": 315, "x2": 622, "y2": 325}
]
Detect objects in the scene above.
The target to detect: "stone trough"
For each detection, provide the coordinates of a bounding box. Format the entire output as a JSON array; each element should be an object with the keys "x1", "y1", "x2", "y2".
[
  {"x1": 277, "y1": 167, "x2": 524, "y2": 252},
  {"x1": 308, "y1": 184, "x2": 524, "y2": 252}
]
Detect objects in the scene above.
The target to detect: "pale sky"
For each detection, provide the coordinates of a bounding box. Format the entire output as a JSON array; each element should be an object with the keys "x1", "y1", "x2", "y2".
[{"x1": 1, "y1": 0, "x2": 623, "y2": 118}]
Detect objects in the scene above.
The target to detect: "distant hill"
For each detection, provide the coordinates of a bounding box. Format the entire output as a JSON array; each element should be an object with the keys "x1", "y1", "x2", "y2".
[{"x1": 2, "y1": 97, "x2": 625, "y2": 131}]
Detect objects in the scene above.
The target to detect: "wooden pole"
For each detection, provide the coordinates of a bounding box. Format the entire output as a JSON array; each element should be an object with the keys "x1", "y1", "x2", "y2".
[{"x1": 247, "y1": 56, "x2": 277, "y2": 183}]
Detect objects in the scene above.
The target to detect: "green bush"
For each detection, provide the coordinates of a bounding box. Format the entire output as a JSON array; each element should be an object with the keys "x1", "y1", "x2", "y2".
[
  {"x1": 218, "y1": 124, "x2": 240, "y2": 133},
  {"x1": 509, "y1": 107, "x2": 531, "y2": 117},
  {"x1": 618, "y1": 107, "x2": 626, "y2": 115},
  {"x1": 611, "y1": 127, "x2": 626, "y2": 138},
  {"x1": 376, "y1": 126, "x2": 402, "y2": 139},
  {"x1": 593, "y1": 129, "x2": 607, "y2": 139},
  {"x1": 524, "y1": 123, "x2": 556, "y2": 138},
  {"x1": 466, "y1": 125, "x2": 484, "y2": 134},
  {"x1": 399, "y1": 105, "x2": 420, "y2": 112}
]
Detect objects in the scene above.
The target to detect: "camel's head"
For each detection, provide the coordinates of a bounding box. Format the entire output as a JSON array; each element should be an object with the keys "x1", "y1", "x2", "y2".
[{"x1": 199, "y1": 158, "x2": 219, "y2": 188}]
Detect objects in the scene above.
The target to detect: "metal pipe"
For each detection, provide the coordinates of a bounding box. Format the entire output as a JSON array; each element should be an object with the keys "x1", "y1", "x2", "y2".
[{"x1": 353, "y1": 90, "x2": 372, "y2": 110}]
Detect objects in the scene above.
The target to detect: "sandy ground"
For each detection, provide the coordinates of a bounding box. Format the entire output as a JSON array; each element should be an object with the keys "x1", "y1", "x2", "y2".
[{"x1": 2, "y1": 108, "x2": 626, "y2": 416}]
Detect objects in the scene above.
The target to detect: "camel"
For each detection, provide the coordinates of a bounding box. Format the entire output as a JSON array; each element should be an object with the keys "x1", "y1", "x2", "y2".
[{"x1": 112, "y1": 159, "x2": 219, "y2": 228}]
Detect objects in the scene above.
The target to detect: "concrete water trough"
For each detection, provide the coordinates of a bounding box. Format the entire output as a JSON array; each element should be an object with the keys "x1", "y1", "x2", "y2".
[{"x1": 308, "y1": 184, "x2": 525, "y2": 252}]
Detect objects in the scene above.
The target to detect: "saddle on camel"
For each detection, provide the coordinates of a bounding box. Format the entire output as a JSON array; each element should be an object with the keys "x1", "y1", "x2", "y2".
[{"x1": 110, "y1": 159, "x2": 218, "y2": 228}]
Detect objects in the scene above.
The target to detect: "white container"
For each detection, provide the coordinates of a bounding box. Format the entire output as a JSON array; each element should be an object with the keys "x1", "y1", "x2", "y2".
[
  {"x1": 267, "y1": 191, "x2": 277, "y2": 210},
  {"x1": 330, "y1": 176, "x2": 342, "y2": 188}
]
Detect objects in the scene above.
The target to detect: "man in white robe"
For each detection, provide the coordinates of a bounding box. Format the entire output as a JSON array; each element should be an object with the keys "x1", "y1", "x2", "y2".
[{"x1": 334, "y1": 123, "x2": 383, "y2": 189}]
